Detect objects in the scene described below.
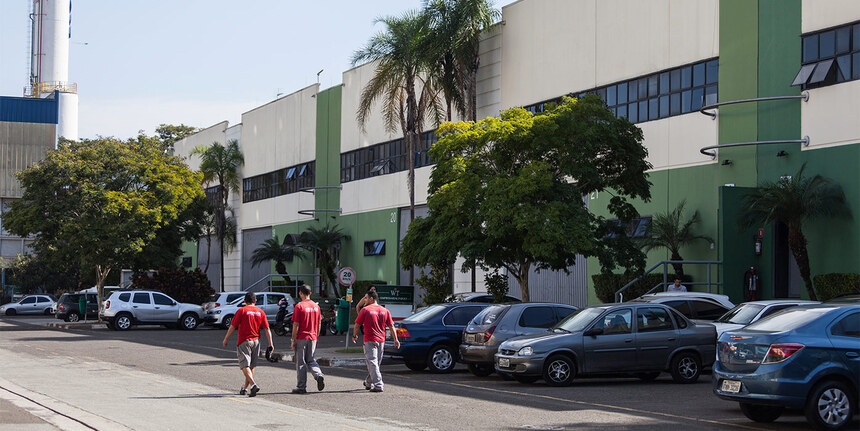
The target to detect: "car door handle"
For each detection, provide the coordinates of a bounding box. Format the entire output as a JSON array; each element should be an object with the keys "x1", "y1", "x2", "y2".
[
  {"x1": 846, "y1": 352, "x2": 859, "y2": 358},
  {"x1": 667, "y1": 337, "x2": 676, "y2": 341},
  {"x1": 132, "y1": 306, "x2": 138, "y2": 308},
  {"x1": 624, "y1": 338, "x2": 633, "y2": 343},
  {"x1": 154, "y1": 307, "x2": 160, "y2": 309}
]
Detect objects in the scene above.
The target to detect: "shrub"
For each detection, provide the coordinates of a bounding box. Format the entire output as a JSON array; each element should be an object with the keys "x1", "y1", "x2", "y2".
[
  {"x1": 485, "y1": 271, "x2": 510, "y2": 303},
  {"x1": 131, "y1": 268, "x2": 214, "y2": 305},
  {"x1": 592, "y1": 273, "x2": 666, "y2": 303},
  {"x1": 813, "y1": 273, "x2": 860, "y2": 301},
  {"x1": 417, "y1": 265, "x2": 451, "y2": 306}
]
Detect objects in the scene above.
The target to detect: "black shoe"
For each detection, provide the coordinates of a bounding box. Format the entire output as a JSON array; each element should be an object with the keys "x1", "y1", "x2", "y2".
[
  {"x1": 363, "y1": 382, "x2": 371, "y2": 390},
  {"x1": 291, "y1": 388, "x2": 307, "y2": 395},
  {"x1": 369, "y1": 387, "x2": 383, "y2": 393},
  {"x1": 249, "y1": 385, "x2": 260, "y2": 397},
  {"x1": 239, "y1": 388, "x2": 247, "y2": 395},
  {"x1": 317, "y1": 376, "x2": 325, "y2": 391}
]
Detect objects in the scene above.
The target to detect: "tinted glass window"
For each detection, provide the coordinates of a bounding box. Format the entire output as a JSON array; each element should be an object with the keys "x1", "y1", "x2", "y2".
[
  {"x1": 830, "y1": 312, "x2": 860, "y2": 337},
  {"x1": 37, "y1": 296, "x2": 49, "y2": 303},
  {"x1": 20, "y1": 297, "x2": 36, "y2": 304},
  {"x1": 819, "y1": 30, "x2": 835, "y2": 58},
  {"x1": 118, "y1": 293, "x2": 131, "y2": 302},
  {"x1": 759, "y1": 304, "x2": 797, "y2": 319},
  {"x1": 519, "y1": 306, "x2": 555, "y2": 328},
  {"x1": 746, "y1": 308, "x2": 831, "y2": 332},
  {"x1": 267, "y1": 294, "x2": 283, "y2": 305},
  {"x1": 227, "y1": 293, "x2": 244, "y2": 303},
  {"x1": 803, "y1": 34, "x2": 819, "y2": 62},
  {"x1": 716, "y1": 304, "x2": 764, "y2": 325},
  {"x1": 153, "y1": 294, "x2": 173, "y2": 306},
  {"x1": 444, "y1": 306, "x2": 484, "y2": 326},
  {"x1": 133, "y1": 293, "x2": 150, "y2": 304},
  {"x1": 637, "y1": 307, "x2": 674, "y2": 332},
  {"x1": 555, "y1": 306, "x2": 576, "y2": 321},
  {"x1": 663, "y1": 300, "x2": 693, "y2": 318},
  {"x1": 670, "y1": 309, "x2": 688, "y2": 329},
  {"x1": 472, "y1": 305, "x2": 509, "y2": 325},
  {"x1": 594, "y1": 309, "x2": 632, "y2": 334},
  {"x1": 691, "y1": 300, "x2": 727, "y2": 320},
  {"x1": 255, "y1": 294, "x2": 264, "y2": 304}
]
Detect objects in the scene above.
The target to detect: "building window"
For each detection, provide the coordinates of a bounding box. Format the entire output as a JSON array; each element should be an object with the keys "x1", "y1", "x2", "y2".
[
  {"x1": 181, "y1": 257, "x2": 192, "y2": 268},
  {"x1": 522, "y1": 58, "x2": 718, "y2": 125},
  {"x1": 242, "y1": 161, "x2": 315, "y2": 203},
  {"x1": 340, "y1": 131, "x2": 437, "y2": 184},
  {"x1": 607, "y1": 216, "x2": 652, "y2": 238},
  {"x1": 364, "y1": 240, "x2": 386, "y2": 256},
  {"x1": 793, "y1": 21, "x2": 860, "y2": 89}
]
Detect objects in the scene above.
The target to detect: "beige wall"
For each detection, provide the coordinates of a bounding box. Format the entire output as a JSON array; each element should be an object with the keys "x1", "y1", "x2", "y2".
[
  {"x1": 802, "y1": 80, "x2": 860, "y2": 150},
  {"x1": 341, "y1": 166, "x2": 432, "y2": 216},
  {"x1": 801, "y1": 0, "x2": 860, "y2": 33},
  {"x1": 341, "y1": 62, "x2": 402, "y2": 153},
  {"x1": 639, "y1": 113, "x2": 719, "y2": 170},
  {"x1": 477, "y1": 25, "x2": 503, "y2": 120},
  {"x1": 173, "y1": 121, "x2": 228, "y2": 172}
]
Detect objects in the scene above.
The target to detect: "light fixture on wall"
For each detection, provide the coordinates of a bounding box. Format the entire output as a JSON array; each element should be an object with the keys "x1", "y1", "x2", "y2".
[
  {"x1": 776, "y1": 150, "x2": 789, "y2": 157},
  {"x1": 721, "y1": 159, "x2": 732, "y2": 166}
]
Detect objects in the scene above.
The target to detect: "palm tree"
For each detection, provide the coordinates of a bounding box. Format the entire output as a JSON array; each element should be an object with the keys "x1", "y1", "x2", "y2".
[
  {"x1": 740, "y1": 164, "x2": 850, "y2": 301},
  {"x1": 200, "y1": 205, "x2": 237, "y2": 276},
  {"x1": 250, "y1": 235, "x2": 306, "y2": 286},
  {"x1": 298, "y1": 225, "x2": 351, "y2": 297},
  {"x1": 191, "y1": 140, "x2": 244, "y2": 291},
  {"x1": 641, "y1": 199, "x2": 713, "y2": 277}
]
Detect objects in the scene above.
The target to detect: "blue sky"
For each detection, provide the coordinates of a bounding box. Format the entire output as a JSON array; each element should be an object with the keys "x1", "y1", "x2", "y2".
[{"x1": 0, "y1": 0, "x2": 515, "y2": 140}]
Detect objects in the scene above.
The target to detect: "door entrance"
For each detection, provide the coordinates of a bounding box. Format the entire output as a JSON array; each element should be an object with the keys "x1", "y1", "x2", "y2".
[{"x1": 772, "y1": 222, "x2": 802, "y2": 298}]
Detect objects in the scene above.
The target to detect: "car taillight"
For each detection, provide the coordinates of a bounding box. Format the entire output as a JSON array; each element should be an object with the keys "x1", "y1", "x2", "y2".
[
  {"x1": 395, "y1": 327, "x2": 410, "y2": 339},
  {"x1": 482, "y1": 326, "x2": 496, "y2": 343},
  {"x1": 763, "y1": 343, "x2": 804, "y2": 364},
  {"x1": 105, "y1": 300, "x2": 111, "y2": 309},
  {"x1": 215, "y1": 303, "x2": 220, "y2": 308},
  {"x1": 59, "y1": 304, "x2": 65, "y2": 311}
]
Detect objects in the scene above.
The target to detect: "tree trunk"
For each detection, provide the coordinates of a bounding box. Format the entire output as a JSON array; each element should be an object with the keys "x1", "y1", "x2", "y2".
[
  {"x1": 219, "y1": 234, "x2": 225, "y2": 292},
  {"x1": 516, "y1": 262, "x2": 531, "y2": 302},
  {"x1": 275, "y1": 261, "x2": 293, "y2": 286},
  {"x1": 406, "y1": 75, "x2": 418, "y2": 286},
  {"x1": 788, "y1": 225, "x2": 817, "y2": 301},
  {"x1": 203, "y1": 234, "x2": 211, "y2": 273},
  {"x1": 670, "y1": 251, "x2": 684, "y2": 277},
  {"x1": 95, "y1": 264, "x2": 111, "y2": 321},
  {"x1": 468, "y1": 47, "x2": 480, "y2": 122}
]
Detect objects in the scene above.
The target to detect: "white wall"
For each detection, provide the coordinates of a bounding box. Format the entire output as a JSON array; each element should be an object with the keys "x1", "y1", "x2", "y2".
[
  {"x1": 801, "y1": 0, "x2": 860, "y2": 33},
  {"x1": 341, "y1": 62, "x2": 402, "y2": 153},
  {"x1": 174, "y1": 121, "x2": 229, "y2": 171},
  {"x1": 477, "y1": 25, "x2": 503, "y2": 120},
  {"x1": 638, "y1": 112, "x2": 719, "y2": 169},
  {"x1": 802, "y1": 80, "x2": 860, "y2": 150},
  {"x1": 341, "y1": 166, "x2": 432, "y2": 216}
]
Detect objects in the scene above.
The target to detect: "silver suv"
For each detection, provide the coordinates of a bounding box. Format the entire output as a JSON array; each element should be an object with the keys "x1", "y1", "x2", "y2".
[{"x1": 100, "y1": 290, "x2": 204, "y2": 331}]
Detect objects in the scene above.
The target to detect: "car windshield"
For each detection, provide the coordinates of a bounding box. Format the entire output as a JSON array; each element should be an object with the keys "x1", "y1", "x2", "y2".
[
  {"x1": 744, "y1": 307, "x2": 835, "y2": 332},
  {"x1": 403, "y1": 305, "x2": 446, "y2": 323},
  {"x1": 716, "y1": 304, "x2": 765, "y2": 324},
  {"x1": 555, "y1": 308, "x2": 606, "y2": 332},
  {"x1": 471, "y1": 305, "x2": 509, "y2": 325}
]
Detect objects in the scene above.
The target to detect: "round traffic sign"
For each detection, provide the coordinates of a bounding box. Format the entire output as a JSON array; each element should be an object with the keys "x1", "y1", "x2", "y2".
[{"x1": 337, "y1": 267, "x2": 356, "y2": 286}]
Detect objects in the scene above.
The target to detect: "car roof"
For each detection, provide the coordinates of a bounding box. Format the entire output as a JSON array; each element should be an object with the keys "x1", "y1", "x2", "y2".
[
  {"x1": 631, "y1": 296, "x2": 722, "y2": 305},
  {"x1": 737, "y1": 299, "x2": 819, "y2": 306}
]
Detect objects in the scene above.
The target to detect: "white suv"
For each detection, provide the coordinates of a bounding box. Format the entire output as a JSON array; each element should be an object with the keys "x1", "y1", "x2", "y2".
[{"x1": 100, "y1": 290, "x2": 204, "y2": 331}]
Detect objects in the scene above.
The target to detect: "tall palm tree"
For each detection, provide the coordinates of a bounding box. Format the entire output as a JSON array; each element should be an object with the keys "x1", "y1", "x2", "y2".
[
  {"x1": 740, "y1": 164, "x2": 850, "y2": 301},
  {"x1": 191, "y1": 140, "x2": 244, "y2": 291},
  {"x1": 250, "y1": 235, "x2": 306, "y2": 286},
  {"x1": 200, "y1": 205, "x2": 237, "y2": 276},
  {"x1": 641, "y1": 199, "x2": 713, "y2": 277},
  {"x1": 298, "y1": 225, "x2": 351, "y2": 297}
]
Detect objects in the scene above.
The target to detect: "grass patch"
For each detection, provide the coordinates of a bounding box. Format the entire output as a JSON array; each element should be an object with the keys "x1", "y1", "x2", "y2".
[{"x1": 335, "y1": 348, "x2": 364, "y2": 354}]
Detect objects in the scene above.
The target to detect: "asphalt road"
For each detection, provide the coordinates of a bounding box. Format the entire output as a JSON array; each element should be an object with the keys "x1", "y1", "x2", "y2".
[{"x1": 0, "y1": 315, "x2": 830, "y2": 431}]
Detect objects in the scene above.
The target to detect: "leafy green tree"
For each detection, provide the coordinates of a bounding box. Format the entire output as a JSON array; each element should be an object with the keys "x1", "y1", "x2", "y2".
[
  {"x1": 401, "y1": 96, "x2": 652, "y2": 301},
  {"x1": 740, "y1": 164, "x2": 850, "y2": 301},
  {"x1": 416, "y1": 264, "x2": 452, "y2": 306},
  {"x1": 250, "y1": 235, "x2": 306, "y2": 285},
  {"x1": 640, "y1": 199, "x2": 713, "y2": 277},
  {"x1": 4, "y1": 138, "x2": 204, "y2": 312},
  {"x1": 190, "y1": 140, "x2": 244, "y2": 291},
  {"x1": 155, "y1": 124, "x2": 198, "y2": 153},
  {"x1": 299, "y1": 225, "x2": 350, "y2": 297}
]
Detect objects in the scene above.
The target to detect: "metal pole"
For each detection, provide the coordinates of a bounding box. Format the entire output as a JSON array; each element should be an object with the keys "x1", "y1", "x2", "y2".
[
  {"x1": 662, "y1": 263, "x2": 668, "y2": 292},
  {"x1": 707, "y1": 263, "x2": 712, "y2": 293}
]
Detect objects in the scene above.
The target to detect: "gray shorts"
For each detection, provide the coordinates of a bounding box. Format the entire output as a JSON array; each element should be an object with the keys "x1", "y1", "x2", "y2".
[{"x1": 237, "y1": 339, "x2": 260, "y2": 369}]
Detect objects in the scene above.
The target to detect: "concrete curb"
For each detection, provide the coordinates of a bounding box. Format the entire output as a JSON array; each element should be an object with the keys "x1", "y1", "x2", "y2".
[{"x1": 46, "y1": 322, "x2": 105, "y2": 330}]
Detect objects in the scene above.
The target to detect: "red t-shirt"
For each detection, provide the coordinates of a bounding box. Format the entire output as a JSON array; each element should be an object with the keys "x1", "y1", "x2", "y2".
[
  {"x1": 292, "y1": 300, "x2": 321, "y2": 340},
  {"x1": 355, "y1": 304, "x2": 393, "y2": 343},
  {"x1": 231, "y1": 305, "x2": 269, "y2": 346}
]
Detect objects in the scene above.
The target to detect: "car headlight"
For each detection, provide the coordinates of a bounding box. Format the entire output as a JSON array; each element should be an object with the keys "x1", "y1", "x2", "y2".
[
  {"x1": 214, "y1": 310, "x2": 221, "y2": 314},
  {"x1": 518, "y1": 346, "x2": 533, "y2": 356}
]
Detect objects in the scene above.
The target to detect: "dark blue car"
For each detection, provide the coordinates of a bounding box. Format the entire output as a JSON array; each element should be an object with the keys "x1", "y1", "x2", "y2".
[
  {"x1": 713, "y1": 304, "x2": 859, "y2": 430},
  {"x1": 384, "y1": 303, "x2": 490, "y2": 373}
]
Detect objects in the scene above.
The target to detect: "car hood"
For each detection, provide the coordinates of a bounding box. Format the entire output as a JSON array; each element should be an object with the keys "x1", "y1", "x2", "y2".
[{"x1": 500, "y1": 331, "x2": 572, "y2": 350}]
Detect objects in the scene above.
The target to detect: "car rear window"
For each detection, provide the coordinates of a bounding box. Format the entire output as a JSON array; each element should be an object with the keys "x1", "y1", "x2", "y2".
[
  {"x1": 444, "y1": 306, "x2": 485, "y2": 326},
  {"x1": 745, "y1": 308, "x2": 834, "y2": 332},
  {"x1": 471, "y1": 305, "x2": 509, "y2": 325},
  {"x1": 691, "y1": 300, "x2": 728, "y2": 320},
  {"x1": 227, "y1": 293, "x2": 244, "y2": 303},
  {"x1": 207, "y1": 294, "x2": 220, "y2": 302},
  {"x1": 716, "y1": 304, "x2": 764, "y2": 325},
  {"x1": 403, "y1": 305, "x2": 446, "y2": 323}
]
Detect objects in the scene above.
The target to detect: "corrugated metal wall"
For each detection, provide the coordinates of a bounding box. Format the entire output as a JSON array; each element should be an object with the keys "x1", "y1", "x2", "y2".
[
  {"x1": 0, "y1": 96, "x2": 58, "y2": 124},
  {"x1": 0, "y1": 122, "x2": 56, "y2": 198},
  {"x1": 506, "y1": 256, "x2": 589, "y2": 308}
]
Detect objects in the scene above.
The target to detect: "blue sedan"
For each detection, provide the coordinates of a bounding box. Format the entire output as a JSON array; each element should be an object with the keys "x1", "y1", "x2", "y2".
[
  {"x1": 384, "y1": 303, "x2": 490, "y2": 373},
  {"x1": 713, "y1": 304, "x2": 859, "y2": 430}
]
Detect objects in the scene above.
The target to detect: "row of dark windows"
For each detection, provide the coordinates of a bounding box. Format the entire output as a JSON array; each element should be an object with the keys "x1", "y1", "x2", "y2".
[
  {"x1": 794, "y1": 21, "x2": 860, "y2": 89},
  {"x1": 607, "y1": 216, "x2": 652, "y2": 239},
  {"x1": 242, "y1": 162, "x2": 315, "y2": 203},
  {"x1": 524, "y1": 58, "x2": 718, "y2": 124},
  {"x1": 340, "y1": 131, "x2": 438, "y2": 183}
]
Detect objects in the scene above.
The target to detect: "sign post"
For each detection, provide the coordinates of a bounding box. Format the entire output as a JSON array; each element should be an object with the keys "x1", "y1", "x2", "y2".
[{"x1": 337, "y1": 267, "x2": 356, "y2": 346}]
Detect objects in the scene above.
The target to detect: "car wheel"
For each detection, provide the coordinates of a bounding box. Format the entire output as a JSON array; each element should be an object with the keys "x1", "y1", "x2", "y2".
[
  {"x1": 805, "y1": 380, "x2": 854, "y2": 430},
  {"x1": 669, "y1": 351, "x2": 701, "y2": 384},
  {"x1": 222, "y1": 315, "x2": 233, "y2": 329},
  {"x1": 5, "y1": 309, "x2": 16, "y2": 316},
  {"x1": 44, "y1": 308, "x2": 53, "y2": 315},
  {"x1": 636, "y1": 372, "x2": 661, "y2": 382},
  {"x1": 427, "y1": 345, "x2": 456, "y2": 373},
  {"x1": 327, "y1": 322, "x2": 338, "y2": 336},
  {"x1": 273, "y1": 325, "x2": 286, "y2": 336},
  {"x1": 66, "y1": 312, "x2": 81, "y2": 323},
  {"x1": 114, "y1": 313, "x2": 133, "y2": 331},
  {"x1": 405, "y1": 361, "x2": 427, "y2": 372},
  {"x1": 543, "y1": 354, "x2": 576, "y2": 387},
  {"x1": 740, "y1": 403, "x2": 784, "y2": 423},
  {"x1": 181, "y1": 313, "x2": 199, "y2": 330},
  {"x1": 512, "y1": 374, "x2": 540, "y2": 384},
  {"x1": 468, "y1": 363, "x2": 494, "y2": 377}
]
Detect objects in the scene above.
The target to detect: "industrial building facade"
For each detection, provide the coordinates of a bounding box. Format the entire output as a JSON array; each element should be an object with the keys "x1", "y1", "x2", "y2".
[{"x1": 175, "y1": 0, "x2": 860, "y2": 307}]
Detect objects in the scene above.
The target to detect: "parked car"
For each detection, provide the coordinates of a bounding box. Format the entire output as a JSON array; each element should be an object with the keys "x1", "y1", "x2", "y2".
[
  {"x1": 495, "y1": 303, "x2": 716, "y2": 386},
  {"x1": 202, "y1": 292, "x2": 247, "y2": 312},
  {"x1": 460, "y1": 302, "x2": 578, "y2": 376},
  {"x1": 0, "y1": 294, "x2": 57, "y2": 316},
  {"x1": 708, "y1": 300, "x2": 819, "y2": 336},
  {"x1": 384, "y1": 303, "x2": 490, "y2": 373},
  {"x1": 55, "y1": 293, "x2": 99, "y2": 322},
  {"x1": 713, "y1": 304, "x2": 859, "y2": 430},
  {"x1": 100, "y1": 290, "x2": 204, "y2": 331},
  {"x1": 638, "y1": 292, "x2": 735, "y2": 309},
  {"x1": 445, "y1": 292, "x2": 521, "y2": 303},
  {"x1": 631, "y1": 294, "x2": 732, "y2": 321},
  {"x1": 825, "y1": 294, "x2": 860, "y2": 304},
  {"x1": 204, "y1": 292, "x2": 295, "y2": 328}
]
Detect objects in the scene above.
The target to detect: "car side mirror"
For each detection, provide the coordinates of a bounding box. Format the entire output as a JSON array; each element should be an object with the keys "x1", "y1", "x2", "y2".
[
  {"x1": 172, "y1": 302, "x2": 177, "y2": 306},
  {"x1": 584, "y1": 327, "x2": 603, "y2": 337}
]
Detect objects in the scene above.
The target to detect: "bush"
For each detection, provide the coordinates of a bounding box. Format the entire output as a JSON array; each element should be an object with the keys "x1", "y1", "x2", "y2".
[
  {"x1": 485, "y1": 271, "x2": 510, "y2": 303},
  {"x1": 813, "y1": 273, "x2": 860, "y2": 301},
  {"x1": 417, "y1": 265, "x2": 451, "y2": 306},
  {"x1": 592, "y1": 273, "x2": 666, "y2": 303},
  {"x1": 131, "y1": 268, "x2": 214, "y2": 305}
]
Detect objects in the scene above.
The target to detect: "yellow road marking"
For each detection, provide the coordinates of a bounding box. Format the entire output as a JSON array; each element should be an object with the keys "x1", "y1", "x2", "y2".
[
  {"x1": 277, "y1": 409, "x2": 306, "y2": 417},
  {"x1": 154, "y1": 379, "x2": 170, "y2": 385},
  {"x1": 342, "y1": 425, "x2": 366, "y2": 431},
  {"x1": 230, "y1": 398, "x2": 251, "y2": 405}
]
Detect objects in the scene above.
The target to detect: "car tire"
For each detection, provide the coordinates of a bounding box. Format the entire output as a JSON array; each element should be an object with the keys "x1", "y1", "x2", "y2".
[
  {"x1": 636, "y1": 372, "x2": 661, "y2": 382},
  {"x1": 805, "y1": 380, "x2": 854, "y2": 430},
  {"x1": 669, "y1": 351, "x2": 701, "y2": 384},
  {"x1": 44, "y1": 308, "x2": 53, "y2": 315},
  {"x1": 181, "y1": 313, "x2": 199, "y2": 330},
  {"x1": 740, "y1": 403, "x2": 784, "y2": 423},
  {"x1": 114, "y1": 313, "x2": 133, "y2": 331},
  {"x1": 512, "y1": 374, "x2": 540, "y2": 384},
  {"x1": 427, "y1": 344, "x2": 456, "y2": 373},
  {"x1": 468, "y1": 363, "x2": 494, "y2": 377},
  {"x1": 5, "y1": 309, "x2": 16, "y2": 316},
  {"x1": 66, "y1": 312, "x2": 81, "y2": 323},
  {"x1": 222, "y1": 315, "x2": 233, "y2": 329},
  {"x1": 405, "y1": 361, "x2": 427, "y2": 372},
  {"x1": 273, "y1": 325, "x2": 286, "y2": 336},
  {"x1": 543, "y1": 354, "x2": 576, "y2": 387}
]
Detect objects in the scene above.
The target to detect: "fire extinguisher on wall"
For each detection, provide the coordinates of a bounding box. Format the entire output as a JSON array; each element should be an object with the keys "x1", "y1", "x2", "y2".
[
  {"x1": 743, "y1": 267, "x2": 759, "y2": 301},
  {"x1": 755, "y1": 237, "x2": 762, "y2": 256}
]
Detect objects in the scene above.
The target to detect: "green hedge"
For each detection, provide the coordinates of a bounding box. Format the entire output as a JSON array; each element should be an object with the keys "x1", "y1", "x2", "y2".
[
  {"x1": 813, "y1": 273, "x2": 860, "y2": 301},
  {"x1": 593, "y1": 273, "x2": 667, "y2": 303}
]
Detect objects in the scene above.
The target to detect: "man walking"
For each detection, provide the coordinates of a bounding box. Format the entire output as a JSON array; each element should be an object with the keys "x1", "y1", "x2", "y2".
[
  {"x1": 222, "y1": 292, "x2": 273, "y2": 397},
  {"x1": 353, "y1": 290, "x2": 399, "y2": 392},
  {"x1": 291, "y1": 284, "x2": 325, "y2": 394}
]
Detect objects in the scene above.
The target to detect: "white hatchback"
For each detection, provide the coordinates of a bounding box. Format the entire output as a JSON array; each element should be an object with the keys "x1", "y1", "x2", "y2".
[
  {"x1": 0, "y1": 294, "x2": 57, "y2": 316},
  {"x1": 204, "y1": 292, "x2": 294, "y2": 328}
]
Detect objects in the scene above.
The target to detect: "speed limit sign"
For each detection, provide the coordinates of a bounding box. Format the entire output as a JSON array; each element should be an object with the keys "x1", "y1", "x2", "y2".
[{"x1": 337, "y1": 267, "x2": 356, "y2": 286}]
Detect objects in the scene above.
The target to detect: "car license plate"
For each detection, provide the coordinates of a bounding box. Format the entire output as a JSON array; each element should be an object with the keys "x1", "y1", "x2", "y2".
[
  {"x1": 721, "y1": 379, "x2": 741, "y2": 393},
  {"x1": 498, "y1": 357, "x2": 510, "y2": 368}
]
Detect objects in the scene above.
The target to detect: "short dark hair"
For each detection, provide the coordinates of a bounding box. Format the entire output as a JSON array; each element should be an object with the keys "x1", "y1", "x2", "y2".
[
  {"x1": 367, "y1": 290, "x2": 378, "y2": 301},
  {"x1": 244, "y1": 292, "x2": 256, "y2": 304},
  {"x1": 299, "y1": 284, "x2": 312, "y2": 297}
]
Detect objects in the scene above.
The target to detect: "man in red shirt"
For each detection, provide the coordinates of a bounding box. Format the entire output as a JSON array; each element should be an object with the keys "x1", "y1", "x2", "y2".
[
  {"x1": 222, "y1": 292, "x2": 273, "y2": 397},
  {"x1": 352, "y1": 290, "x2": 399, "y2": 392},
  {"x1": 290, "y1": 284, "x2": 325, "y2": 394}
]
